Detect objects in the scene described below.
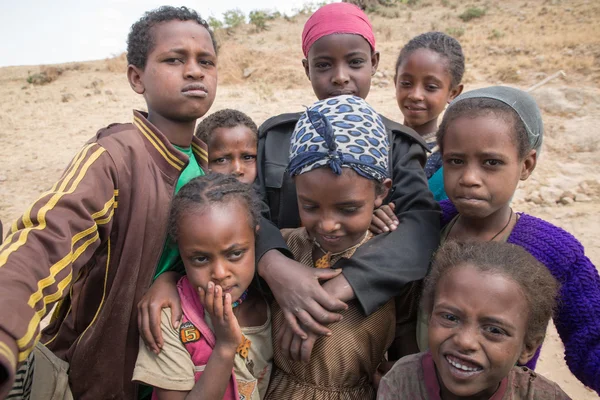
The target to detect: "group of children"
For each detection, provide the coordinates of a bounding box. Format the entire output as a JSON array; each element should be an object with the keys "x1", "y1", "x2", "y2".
[{"x1": 0, "y1": 3, "x2": 599, "y2": 400}]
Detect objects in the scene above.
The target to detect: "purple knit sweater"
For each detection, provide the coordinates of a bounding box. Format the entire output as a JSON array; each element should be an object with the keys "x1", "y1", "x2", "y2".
[{"x1": 440, "y1": 200, "x2": 600, "y2": 394}]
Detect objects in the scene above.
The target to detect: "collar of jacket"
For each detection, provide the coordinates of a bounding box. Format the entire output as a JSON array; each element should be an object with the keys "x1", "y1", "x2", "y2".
[
  {"x1": 378, "y1": 114, "x2": 429, "y2": 152},
  {"x1": 258, "y1": 111, "x2": 429, "y2": 152},
  {"x1": 132, "y1": 110, "x2": 208, "y2": 175}
]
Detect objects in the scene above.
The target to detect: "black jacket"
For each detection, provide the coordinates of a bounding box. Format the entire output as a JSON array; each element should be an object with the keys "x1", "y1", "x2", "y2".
[{"x1": 254, "y1": 112, "x2": 440, "y2": 315}]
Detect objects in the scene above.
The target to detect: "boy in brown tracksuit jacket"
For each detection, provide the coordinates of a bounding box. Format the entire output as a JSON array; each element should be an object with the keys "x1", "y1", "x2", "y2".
[{"x1": 0, "y1": 6, "x2": 219, "y2": 399}]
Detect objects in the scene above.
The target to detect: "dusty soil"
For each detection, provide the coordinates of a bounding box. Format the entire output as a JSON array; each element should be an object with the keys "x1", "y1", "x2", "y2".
[{"x1": 0, "y1": 0, "x2": 599, "y2": 398}]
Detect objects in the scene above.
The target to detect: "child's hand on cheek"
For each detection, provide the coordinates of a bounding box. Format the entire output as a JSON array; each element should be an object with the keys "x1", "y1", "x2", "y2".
[
  {"x1": 369, "y1": 203, "x2": 399, "y2": 235},
  {"x1": 198, "y1": 282, "x2": 243, "y2": 351}
]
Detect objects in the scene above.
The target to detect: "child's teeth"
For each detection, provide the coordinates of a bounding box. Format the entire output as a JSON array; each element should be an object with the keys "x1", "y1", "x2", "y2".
[{"x1": 446, "y1": 356, "x2": 481, "y2": 372}]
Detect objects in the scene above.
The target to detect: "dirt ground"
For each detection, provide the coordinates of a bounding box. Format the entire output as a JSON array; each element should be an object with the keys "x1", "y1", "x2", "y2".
[{"x1": 0, "y1": 0, "x2": 599, "y2": 398}]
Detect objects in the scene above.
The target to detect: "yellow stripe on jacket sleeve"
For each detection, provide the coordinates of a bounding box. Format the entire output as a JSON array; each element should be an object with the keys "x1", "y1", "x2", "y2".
[
  {"x1": 8, "y1": 143, "x2": 97, "y2": 241},
  {"x1": 0, "y1": 147, "x2": 105, "y2": 268},
  {"x1": 17, "y1": 230, "x2": 100, "y2": 353},
  {"x1": 17, "y1": 200, "x2": 116, "y2": 353},
  {"x1": 76, "y1": 239, "x2": 111, "y2": 348}
]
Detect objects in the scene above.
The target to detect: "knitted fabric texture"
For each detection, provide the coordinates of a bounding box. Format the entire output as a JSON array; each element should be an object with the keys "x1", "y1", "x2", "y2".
[{"x1": 440, "y1": 199, "x2": 600, "y2": 395}]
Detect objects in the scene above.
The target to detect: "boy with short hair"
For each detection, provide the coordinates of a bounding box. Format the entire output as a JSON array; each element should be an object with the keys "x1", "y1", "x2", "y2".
[
  {"x1": 195, "y1": 109, "x2": 259, "y2": 184},
  {"x1": 0, "y1": 6, "x2": 218, "y2": 399}
]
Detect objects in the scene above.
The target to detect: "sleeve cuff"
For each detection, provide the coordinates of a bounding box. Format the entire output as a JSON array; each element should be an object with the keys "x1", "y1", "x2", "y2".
[
  {"x1": 0, "y1": 330, "x2": 18, "y2": 399},
  {"x1": 255, "y1": 218, "x2": 292, "y2": 262}
]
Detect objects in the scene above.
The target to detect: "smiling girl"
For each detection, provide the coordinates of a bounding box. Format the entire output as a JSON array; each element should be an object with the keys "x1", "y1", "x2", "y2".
[
  {"x1": 378, "y1": 241, "x2": 570, "y2": 400},
  {"x1": 265, "y1": 95, "x2": 395, "y2": 399}
]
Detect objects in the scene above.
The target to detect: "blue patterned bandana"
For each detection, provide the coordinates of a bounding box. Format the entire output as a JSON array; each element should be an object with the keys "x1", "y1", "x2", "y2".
[{"x1": 288, "y1": 95, "x2": 389, "y2": 182}]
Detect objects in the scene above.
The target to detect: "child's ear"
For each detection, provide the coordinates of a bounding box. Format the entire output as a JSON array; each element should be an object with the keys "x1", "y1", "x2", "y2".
[
  {"x1": 302, "y1": 59, "x2": 310, "y2": 81},
  {"x1": 371, "y1": 51, "x2": 381, "y2": 75},
  {"x1": 520, "y1": 149, "x2": 537, "y2": 180},
  {"x1": 518, "y1": 335, "x2": 544, "y2": 365},
  {"x1": 127, "y1": 65, "x2": 145, "y2": 95},
  {"x1": 447, "y1": 84, "x2": 464, "y2": 103},
  {"x1": 374, "y1": 178, "x2": 392, "y2": 208}
]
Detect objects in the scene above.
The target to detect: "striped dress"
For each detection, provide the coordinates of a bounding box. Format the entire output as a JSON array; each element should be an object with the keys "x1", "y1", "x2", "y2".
[{"x1": 265, "y1": 228, "x2": 395, "y2": 400}]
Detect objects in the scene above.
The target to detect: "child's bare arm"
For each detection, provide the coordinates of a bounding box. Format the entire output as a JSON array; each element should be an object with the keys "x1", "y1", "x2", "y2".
[
  {"x1": 337, "y1": 138, "x2": 440, "y2": 315},
  {"x1": 137, "y1": 271, "x2": 182, "y2": 354}
]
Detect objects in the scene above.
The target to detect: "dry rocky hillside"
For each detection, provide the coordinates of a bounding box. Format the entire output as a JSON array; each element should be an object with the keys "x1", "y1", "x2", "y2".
[{"x1": 0, "y1": 0, "x2": 599, "y2": 398}]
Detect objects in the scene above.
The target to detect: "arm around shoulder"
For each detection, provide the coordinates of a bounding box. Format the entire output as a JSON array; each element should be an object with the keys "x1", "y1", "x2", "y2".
[{"x1": 338, "y1": 137, "x2": 440, "y2": 314}]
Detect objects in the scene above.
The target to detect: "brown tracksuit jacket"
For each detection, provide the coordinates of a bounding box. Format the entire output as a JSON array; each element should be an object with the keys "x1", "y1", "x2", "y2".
[{"x1": 0, "y1": 111, "x2": 209, "y2": 399}]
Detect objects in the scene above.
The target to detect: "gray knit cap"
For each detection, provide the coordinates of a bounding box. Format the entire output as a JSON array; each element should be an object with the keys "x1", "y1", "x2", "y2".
[{"x1": 449, "y1": 86, "x2": 543, "y2": 152}]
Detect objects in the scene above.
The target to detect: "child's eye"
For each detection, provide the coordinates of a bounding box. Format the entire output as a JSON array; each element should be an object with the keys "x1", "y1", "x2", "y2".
[
  {"x1": 442, "y1": 313, "x2": 459, "y2": 322},
  {"x1": 229, "y1": 249, "x2": 246, "y2": 260},
  {"x1": 446, "y1": 158, "x2": 464, "y2": 166},
  {"x1": 426, "y1": 84, "x2": 440, "y2": 91},
  {"x1": 314, "y1": 62, "x2": 330, "y2": 69},
  {"x1": 436, "y1": 313, "x2": 459, "y2": 327},
  {"x1": 349, "y1": 58, "x2": 366, "y2": 67},
  {"x1": 483, "y1": 325, "x2": 507, "y2": 337},
  {"x1": 199, "y1": 59, "x2": 215, "y2": 67},
  {"x1": 483, "y1": 159, "x2": 503, "y2": 167},
  {"x1": 301, "y1": 204, "x2": 317, "y2": 211},
  {"x1": 340, "y1": 207, "x2": 359, "y2": 214},
  {"x1": 399, "y1": 81, "x2": 411, "y2": 88},
  {"x1": 192, "y1": 255, "x2": 209, "y2": 264}
]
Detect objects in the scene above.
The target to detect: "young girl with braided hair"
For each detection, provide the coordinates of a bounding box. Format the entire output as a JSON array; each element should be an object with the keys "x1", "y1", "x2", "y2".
[
  {"x1": 430, "y1": 86, "x2": 600, "y2": 395},
  {"x1": 133, "y1": 174, "x2": 272, "y2": 400}
]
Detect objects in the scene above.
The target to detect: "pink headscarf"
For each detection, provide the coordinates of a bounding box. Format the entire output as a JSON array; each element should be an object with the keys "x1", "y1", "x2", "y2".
[{"x1": 301, "y1": 2, "x2": 376, "y2": 58}]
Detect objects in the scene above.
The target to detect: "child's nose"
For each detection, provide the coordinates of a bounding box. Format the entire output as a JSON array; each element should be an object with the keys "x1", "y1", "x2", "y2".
[
  {"x1": 459, "y1": 166, "x2": 481, "y2": 186},
  {"x1": 408, "y1": 86, "x2": 424, "y2": 101},
  {"x1": 319, "y1": 217, "x2": 341, "y2": 233},
  {"x1": 453, "y1": 326, "x2": 479, "y2": 353},
  {"x1": 184, "y1": 60, "x2": 205, "y2": 80},
  {"x1": 332, "y1": 66, "x2": 350, "y2": 86},
  {"x1": 210, "y1": 261, "x2": 230, "y2": 281},
  {"x1": 232, "y1": 159, "x2": 243, "y2": 175}
]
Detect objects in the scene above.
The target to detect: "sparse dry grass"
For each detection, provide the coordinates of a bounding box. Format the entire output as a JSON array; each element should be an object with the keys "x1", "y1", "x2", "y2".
[
  {"x1": 10, "y1": 0, "x2": 598, "y2": 90},
  {"x1": 104, "y1": 53, "x2": 127, "y2": 73},
  {"x1": 369, "y1": 0, "x2": 600, "y2": 86},
  {"x1": 25, "y1": 63, "x2": 86, "y2": 85},
  {"x1": 214, "y1": 19, "x2": 307, "y2": 87}
]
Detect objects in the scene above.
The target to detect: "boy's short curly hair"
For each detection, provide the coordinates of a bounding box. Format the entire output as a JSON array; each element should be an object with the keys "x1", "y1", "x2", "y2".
[
  {"x1": 127, "y1": 6, "x2": 217, "y2": 70},
  {"x1": 422, "y1": 241, "x2": 559, "y2": 345},
  {"x1": 395, "y1": 31, "x2": 464, "y2": 87},
  {"x1": 195, "y1": 109, "x2": 258, "y2": 144}
]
